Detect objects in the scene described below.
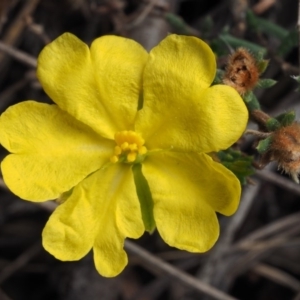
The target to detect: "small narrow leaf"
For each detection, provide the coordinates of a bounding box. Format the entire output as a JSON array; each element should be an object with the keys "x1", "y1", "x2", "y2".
[
  {"x1": 256, "y1": 78, "x2": 277, "y2": 89},
  {"x1": 275, "y1": 111, "x2": 296, "y2": 127},
  {"x1": 199, "y1": 16, "x2": 213, "y2": 39},
  {"x1": 246, "y1": 10, "x2": 288, "y2": 39},
  {"x1": 266, "y1": 118, "x2": 280, "y2": 131},
  {"x1": 257, "y1": 59, "x2": 269, "y2": 74},
  {"x1": 291, "y1": 75, "x2": 300, "y2": 92},
  {"x1": 277, "y1": 30, "x2": 298, "y2": 57},
  {"x1": 219, "y1": 33, "x2": 267, "y2": 56},
  {"x1": 138, "y1": 91, "x2": 143, "y2": 110},
  {"x1": 243, "y1": 92, "x2": 261, "y2": 111},
  {"x1": 291, "y1": 75, "x2": 300, "y2": 84},
  {"x1": 217, "y1": 149, "x2": 254, "y2": 185},
  {"x1": 256, "y1": 136, "x2": 272, "y2": 153},
  {"x1": 132, "y1": 164, "x2": 156, "y2": 233},
  {"x1": 212, "y1": 69, "x2": 225, "y2": 85},
  {"x1": 165, "y1": 13, "x2": 199, "y2": 36}
]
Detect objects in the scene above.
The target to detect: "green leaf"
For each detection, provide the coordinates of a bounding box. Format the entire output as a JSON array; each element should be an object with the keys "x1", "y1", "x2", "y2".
[
  {"x1": 199, "y1": 16, "x2": 213, "y2": 39},
  {"x1": 132, "y1": 164, "x2": 156, "y2": 233},
  {"x1": 256, "y1": 78, "x2": 277, "y2": 89},
  {"x1": 246, "y1": 10, "x2": 297, "y2": 57},
  {"x1": 212, "y1": 69, "x2": 225, "y2": 85},
  {"x1": 217, "y1": 149, "x2": 254, "y2": 185},
  {"x1": 256, "y1": 136, "x2": 272, "y2": 153},
  {"x1": 277, "y1": 30, "x2": 298, "y2": 57},
  {"x1": 291, "y1": 75, "x2": 300, "y2": 84},
  {"x1": 246, "y1": 10, "x2": 288, "y2": 39},
  {"x1": 266, "y1": 118, "x2": 281, "y2": 131},
  {"x1": 291, "y1": 75, "x2": 300, "y2": 92},
  {"x1": 243, "y1": 92, "x2": 261, "y2": 111},
  {"x1": 257, "y1": 59, "x2": 269, "y2": 74},
  {"x1": 165, "y1": 13, "x2": 198, "y2": 36},
  {"x1": 275, "y1": 110, "x2": 296, "y2": 127},
  {"x1": 138, "y1": 91, "x2": 143, "y2": 110},
  {"x1": 219, "y1": 33, "x2": 267, "y2": 55}
]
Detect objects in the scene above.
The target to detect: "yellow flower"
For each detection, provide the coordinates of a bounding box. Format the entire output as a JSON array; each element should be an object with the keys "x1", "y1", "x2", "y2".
[{"x1": 0, "y1": 33, "x2": 248, "y2": 277}]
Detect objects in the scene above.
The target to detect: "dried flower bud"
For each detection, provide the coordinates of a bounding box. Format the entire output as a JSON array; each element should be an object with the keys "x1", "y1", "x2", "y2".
[
  {"x1": 262, "y1": 122, "x2": 300, "y2": 183},
  {"x1": 223, "y1": 48, "x2": 260, "y2": 95}
]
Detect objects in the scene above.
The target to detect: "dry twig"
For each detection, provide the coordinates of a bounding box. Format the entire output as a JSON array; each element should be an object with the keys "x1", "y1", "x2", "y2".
[
  {"x1": 0, "y1": 41, "x2": 37, "y2": 67},
  {"x1": 126, "y1": 0, "x2": 160, "y2": 30},
  {"x1": 225, "y1": 212, "x2": 300, "y2": 280},
  {"x1": 0, "y1": 242, "x2": 41, "y2": 284},
  {"x1": 0, "y1": 0, "x2": 40, "y2": 82},
  {"x1": 252, "y1": 0, "x2": 276, "y2": 14},
  {"x1": 195, "y1": 183, "x2": 261, "y2": 295},
  {"x1": 235, "y1": 211, "x2": 300, "y2": 247},
  {"x1": 252, "y1": 263, "x2": 300, "y2": 292},
  {"x1": 255, "y1": 169, "x2": 300, "y2": 196},
  {"x1": 125, "y1": 241, "x2": 237, "y2": 300},
  {"x1": 128, "y1": 0, "x2": 175, "y2": 51}
]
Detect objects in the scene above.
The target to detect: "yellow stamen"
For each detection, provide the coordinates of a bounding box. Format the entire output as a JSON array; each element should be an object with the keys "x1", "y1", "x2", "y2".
[
  {"x1": 121, "y1": 142, "x2": 129, "y2": 150},
  {"x1": 110, "y1": 130, "x2": 148, "y2": 163},
  {"x1": 114, "y1": 146, "x2": 122, "y2": 155},
  {"x1": 127, "y1": 152, "x2": 137, "y2": 162},
  {"x1": 129, "y1": 144, "x2": 138, "y2": 151},
  {"x1": 138, "y1": 146, "x2": 147, "y2": 155},
  {"x1": 110, "y1": 155, "x2": 119, "y2": 163}
]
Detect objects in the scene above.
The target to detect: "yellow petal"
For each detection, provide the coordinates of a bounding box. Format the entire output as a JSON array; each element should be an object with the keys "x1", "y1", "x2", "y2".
[
  {"x1": 146, "y1": 34, "x2": 216, "y2": 91},
  {"x1": 90, "y1": 36, "x2": 148, "y2": 137},
  {"x1": 43, "y1": 163, "x2": 144, "y2": 277},
  {"x1": 142, "y1": 151, "x2": 241, "y2": 252},
  {"x1": 42, "y1": 188, "x2": 96, "y2": 261},
  {"x1": 0, "y1": 101, "x2": 113, "y2": 201},
  {"x1": 37, "y1": 33, "x2": 148, "y2": 139},
  {"x1": 93, "y1": 164, "x2": 144, "y2": 277},
  {"x1": 194, "y1": 85, "x2": 249, "y2": 152},
  {"x1": 136, "y1": 34, "x2": 248, "y2": 152}
]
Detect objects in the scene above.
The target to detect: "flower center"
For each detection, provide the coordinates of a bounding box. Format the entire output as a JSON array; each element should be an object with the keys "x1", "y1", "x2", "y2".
[{"x1": 110, "y1": 130, "x2": 147, "y2": 163}]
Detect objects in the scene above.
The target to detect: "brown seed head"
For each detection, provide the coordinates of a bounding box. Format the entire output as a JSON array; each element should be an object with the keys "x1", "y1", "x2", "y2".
[
  {"x1": 223, "y1": 48, "x2": 260, "y2": 95},
  {"x1": 266, "y1": 123, "x2": 300, "y2": 183}
]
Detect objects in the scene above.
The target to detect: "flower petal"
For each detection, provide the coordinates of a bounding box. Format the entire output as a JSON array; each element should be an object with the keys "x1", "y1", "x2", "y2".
[
  {"x1": 90, "y1": 36, "x2": 148, "y2": 136},
  {"x1": 142, "y1": 151, "x2": 241, "y2": 252},
  {"x1": 0, "y1": 101, "x2": 113, "y2": 201},
  {"x1": 193, "y1": 85, "x2": 249, "y2": 152},
  {"x1": 136, "y1": 34, "x2": 248, "y2": 152},
  {"x1": 146, "y1": 34, "x2": 216, "y2": 91},
  {"x1": 93, "y1": 164, "x2": 144, "y2": 277},
  {"x1": 43, "y1": 163, "x2": 144, "y2": 277},
  {"x1": 37, "y1": 33, "x2": 148, "y2": 139},
  {"x1": 42, "y1": 189, "x2": 96, "y2": 261}
]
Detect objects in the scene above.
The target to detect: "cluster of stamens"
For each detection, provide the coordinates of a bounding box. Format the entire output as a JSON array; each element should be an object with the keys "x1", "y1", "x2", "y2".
[{"x1": 110, "y1": 130, "x2": 147, "y2": 163}]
